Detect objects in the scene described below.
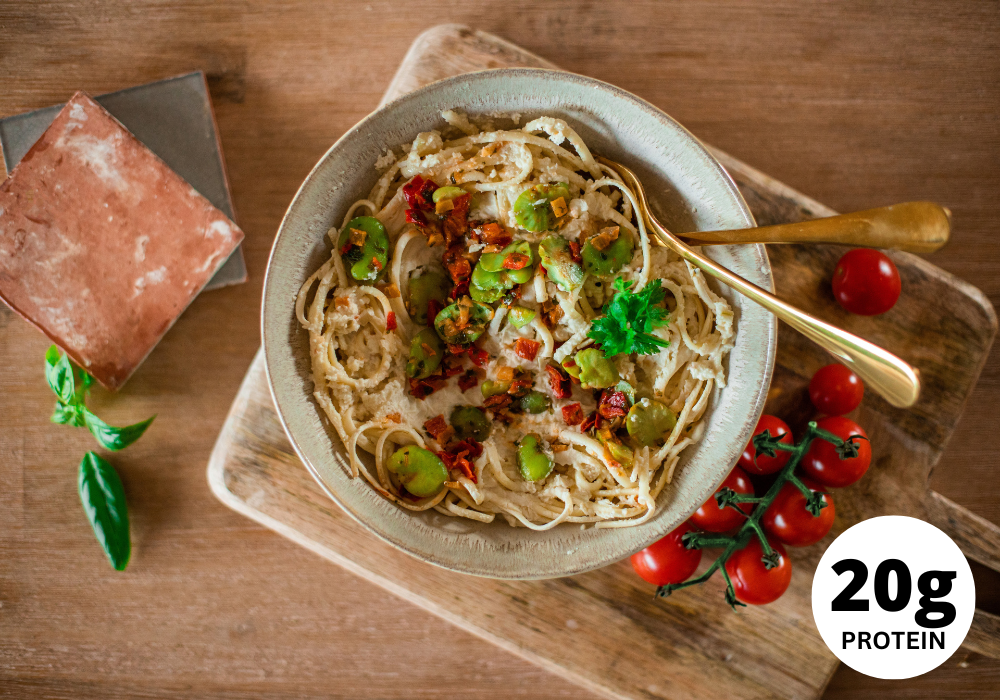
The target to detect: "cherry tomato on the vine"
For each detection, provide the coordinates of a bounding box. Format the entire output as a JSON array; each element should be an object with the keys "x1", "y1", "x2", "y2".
[
  {"x1": 690, "y1": 466, "x2": 754, "y2": 532},
  {"x1": 725, "y1": 538, "x2": 792, "y2": 605},
  {"x1": 809, "y1": 364, "x2": 864, "y2": 416},
  {"x1": 801, "y1": 416, "x2": 871, "y2": 488},
  {"x1": 631, "y1": 521, "x2": 702, "y2": 586},
  {"x1": 739, "y1": 415, "x2": 793, "y2": 475},
  {"x1": 762, "y1": 477, "x2": 835, "y2": 547},
  {"x1": 832, "y1": 248, "x2": 901, "y2": 316}
]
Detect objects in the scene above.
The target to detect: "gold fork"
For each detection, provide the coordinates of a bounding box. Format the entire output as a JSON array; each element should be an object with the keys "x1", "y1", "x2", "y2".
[{"x1": 597, "y1": 156, "x2": 921, "y2": 408}]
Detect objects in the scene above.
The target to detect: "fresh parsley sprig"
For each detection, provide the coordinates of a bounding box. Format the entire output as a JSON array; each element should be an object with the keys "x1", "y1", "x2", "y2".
[
  {"x1": 45, "y1": 346, "x2": 155, "y2": 570},
  {"x1": 587, "y1": 278, "x2": 671, "y2": 356}
]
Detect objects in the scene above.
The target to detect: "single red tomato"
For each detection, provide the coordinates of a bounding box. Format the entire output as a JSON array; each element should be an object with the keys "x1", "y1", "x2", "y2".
[
  {"x1": 739, "y1": 415, "x2": 794, "y2": 475},
  {"x1": 762, "y1": 477, "x2": 836, "y2": 547},
  {"x1": 690, "y1": 467, "x2": 754, "y2": 532},
  {"x1": 832, "y1": 248, "x2": 901, "y2": 316},
  {"x1": 809, "y1": 364, "x2": 864, "y2": 415},
  {"x1": 726, "y1": 538, "x2": 792, "y2": 605},
  {"x1": 631, "y1": 521, "x2": 702, "y2": 586},
  {"x1": 801, "y1": 416, "x2": 871, "y2": 488}
]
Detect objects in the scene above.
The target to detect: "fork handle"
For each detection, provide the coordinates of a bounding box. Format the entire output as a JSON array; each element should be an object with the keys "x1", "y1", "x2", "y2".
[
  {"x1": 650, "y1": 221, "x2": 922, "y2": 408},
  {"x1": 679, "y1": 202, "x2": 950, "y2": 253}
]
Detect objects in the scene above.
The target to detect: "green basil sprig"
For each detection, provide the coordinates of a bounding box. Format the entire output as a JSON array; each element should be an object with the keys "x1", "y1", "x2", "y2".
[
  {"x1": 45, "y1": 346, "x2": 155, "y2": 450},
  {"x1": 78, "y1": 452, "x2": 131, "y2": 571}
]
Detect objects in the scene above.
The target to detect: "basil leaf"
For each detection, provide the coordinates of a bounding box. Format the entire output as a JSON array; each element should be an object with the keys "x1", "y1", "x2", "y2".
[
  {"x1": 51, "y1": 403, "x2": 80, "y2": 425},
  {"x1": 78, "y1": 452, "x2": 130, "y2": 571},
  {"x1": 44, "y1": 346, "x2": 76, "y2": 404},
  {"x1": 83, "y1": 409, "x2": 156, "y2": 451}
]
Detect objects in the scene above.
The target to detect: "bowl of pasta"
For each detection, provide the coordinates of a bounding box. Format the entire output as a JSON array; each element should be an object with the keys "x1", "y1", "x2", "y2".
[{"x1": 263, "y1": 68, "x2": 776, "y2": 579}]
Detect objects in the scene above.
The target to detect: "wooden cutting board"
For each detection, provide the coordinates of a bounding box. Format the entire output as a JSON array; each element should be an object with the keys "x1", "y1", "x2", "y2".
[{"x1": 208, "y1": 24, "x2": 1000, "y2": 700}]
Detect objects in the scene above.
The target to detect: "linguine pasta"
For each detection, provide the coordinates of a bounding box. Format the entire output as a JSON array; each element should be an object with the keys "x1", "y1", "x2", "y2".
[{"x1": 296, "y1": 111, "x2": 734, "y2": 529}]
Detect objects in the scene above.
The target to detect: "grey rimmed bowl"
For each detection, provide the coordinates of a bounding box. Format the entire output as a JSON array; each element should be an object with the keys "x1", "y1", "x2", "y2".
[{"x1": 262, "y1": 68, "x2": 776, "y2": 579}]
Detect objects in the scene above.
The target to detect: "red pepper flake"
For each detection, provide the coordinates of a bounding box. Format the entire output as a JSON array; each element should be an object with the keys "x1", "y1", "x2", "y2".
[
  {"x1": 386, "y1": 311, "x2": 397, "y2": 331},
  {"x1": 423, "y1": 415, "x2": 454, "y2": 445},
  {"x1": 561, "y1": 403, "x2": 585, "y2": 426},
  {"x1": 502, "y1": 252, "x2": 530, "y2": 270},
  {"x1": 598, "y1": 390, "x2": 630, "y2": 419},
  {"x1": 339, "y1": 242, "x2": 353, "y2": 255},
  {"x1": 514, "y1": 338, "x2": 541, "y2": 361},
  {"x1": 468, "y1": 345, "x2": 490, "y2": 368},
  {"x1": 544, "y1": 364, "x2": 572, "y2": 399},
  {"x1": 371, "y1": 257, "x2": 383, "y2": 272},
  {"x1": 580, "y1": 410, "x2": 600, "y2": 433}
]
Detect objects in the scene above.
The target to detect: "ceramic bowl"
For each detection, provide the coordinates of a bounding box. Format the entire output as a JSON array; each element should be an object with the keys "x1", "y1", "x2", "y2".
[{"x1": 262, "y1": 68, "x2": 776, "y2": 579}]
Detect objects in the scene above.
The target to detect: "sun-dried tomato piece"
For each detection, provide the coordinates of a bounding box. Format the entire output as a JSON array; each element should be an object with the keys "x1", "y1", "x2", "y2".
[
  {"x1": 409, "y1": 376, "x2": 447, "y2": 399},
  {"x1": 442, "y1": 193, "x2": 471, "y2": 247},
  {"x1": 544, "y1": 364, "x2": 572, "y2": 399},
  {"x1": 402, "y1": 175, "x2": 437, "y2": 211},
  {"x1": 472, "y1": 222, "x2": 512, "y2": 247},
  {"x1": 502, "y1": 252, "x2": 530, "y2": 270},
  {"x1": 427, "y1": 298, "x2": 444, "y2": 325},
  {"x1": 541, "y1": 300, "x2": 564, "y2": 329},
  {"x1": 423, "y1": 414, "x2": 454, "y2": 445},
  {"x1": 579, "y1": 410, "x2": 600, "y2": 433},
  {"x1": 598, "y1": 390, "x2": 630, "y2": 419},
  {"x1": 514, "y1": 338, "x2": 541, "y2": 361},
  {"x1": 439, "y1": 438, "x2": 483, "y2": 483},
  {"x1": 443, "y1": 243, "x2": 473, "y2": 284},
  {"x1": 339, "y1": 242, "x2": 353, "y2": 255},
  {"x1": 507, "y1": 377, "x2": 534, "y2": 397},
  {"x1": 449, "y1": 278, "x2": 470, "y2": 301},
  {"x1": 458, "y1": 368, "x2": 484, "y2": 392},
  {"x1": 483, "y1": 394, "x2": 513, "y2": 410},
  {"x1": 468, "y1": 345, "x2": 490, "y2": 368},
  {"x1": 568, "y1": 241, "x2": 583, "y2": 264},
  {"x1": 386, "y1": 311, "x2": 397, "y2": 331},
  {"x1": 561, "y1": 403, "x2": 585, "y2": 426}
]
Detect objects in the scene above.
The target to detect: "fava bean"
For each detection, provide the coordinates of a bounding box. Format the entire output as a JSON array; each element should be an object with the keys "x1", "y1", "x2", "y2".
[
  {"x1": 539, "y1": 235, "x2": 584, "y2": 292},
  {"x1": 386, "y1": 445, "x2": 448, "y2": 497},
  {"x1": 481, "y1": 379, "x2": 511, "y2": 399},
  {"x1": 508, "y1": 306, "x2": 538, "y2": 329},
  {"x1": 626, "y1": 398, "x2": 677, "y2": 447},
  {"x1": 575, "y1": 348, "x2": 620, "y2": 389},
  {"x1": 450, "y1": 406, "x2": 491, "y2": 442},
  {"x1": 337, "y1": 216, "x2": 389, "y2": 282},
  {"x1": 434, "y1": 297, "x2": 493, "y2": 345},
  {"x1": 582, "y1": 228, "x2": 634, "y2": 277},
  {"x1": 519, "y1": 390, "x2": 551, "y2": 414},
  {"x1": 517, "y1": 433, "x2": 554, "y2": 481},
  {"x1": 405, "y1": 327, "x2": 444, "y2": 380},
  {"x1": 406, "y1": 271, "x2": 450, "y2": 325},
  {"x1": 513, "y1": 183, "x2": 571, "y2": 232}
]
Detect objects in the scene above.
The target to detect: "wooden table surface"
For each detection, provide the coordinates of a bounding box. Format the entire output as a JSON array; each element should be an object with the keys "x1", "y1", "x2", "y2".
[{"x1": 1, "y1": 2, "x2": 997, "y2": 698}]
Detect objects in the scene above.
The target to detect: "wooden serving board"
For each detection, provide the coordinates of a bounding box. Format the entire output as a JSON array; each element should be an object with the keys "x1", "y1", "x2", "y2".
[{"x1": 209, "y1": 25, "x2": 1000, "y2": 700}]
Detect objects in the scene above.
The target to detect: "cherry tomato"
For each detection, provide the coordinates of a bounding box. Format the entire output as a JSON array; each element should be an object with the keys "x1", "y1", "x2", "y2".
[
  {"x1": 762, "y1": 477, "x2": 835, "y2": 547},
  {"x1": 630, "y1": 521, "x2": 702, "y2": 586},
  {"x1": 690, "y1": 466, "x2": 754, "y2": 532},
  {"x1": 832, "y1": 248, "x2": 901, "y2": 316},
  {"x1": 809, "y1": 364, "x2": 864, "y2": 415},
  {"x1": 739, "y1": 415, "x2": 793, "y2": 475},
  {"x1": 801, "y1": 416, "x2": 871, "y2": 488},
  {"x1": 725, "y1": 538, "x2": 792, "y2": 605}
]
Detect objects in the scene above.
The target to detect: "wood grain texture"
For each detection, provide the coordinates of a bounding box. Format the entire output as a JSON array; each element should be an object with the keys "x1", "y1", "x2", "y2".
[
  {"x1": 208, "y1": 22, "x2": 998, "y2": 700},
  {"x1": 1, "y1": 3, "x2": 999, "y2": 699}
]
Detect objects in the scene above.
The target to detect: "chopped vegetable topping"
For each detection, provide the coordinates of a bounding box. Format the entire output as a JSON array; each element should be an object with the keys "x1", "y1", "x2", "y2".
[
  {"x1": 598, "y1": 389, "x2": 630, "y2": 419},
  {"x1": 386, "y1": 311, "x2": 397, "y2": 331},
  {"x1": 349, "y1": 228, "x2": 367, "y2": 246},
  {"x1": 589, "y1": 225, "x2": 619, "y2": 252},
  {"x1": 544, "y1": 363, "x2": 572, "y2": 399},
  {"x1": 423, "y1": 414, "x2": 454, "y2": 445},
  {"x1": 550, "y1": 196, "x2": 568, "y2": 218}
]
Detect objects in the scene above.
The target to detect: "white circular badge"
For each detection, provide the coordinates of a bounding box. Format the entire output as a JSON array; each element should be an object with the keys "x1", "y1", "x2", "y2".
[{"x1": 812, "y1": 515, "x2": 974, "y2": 679}]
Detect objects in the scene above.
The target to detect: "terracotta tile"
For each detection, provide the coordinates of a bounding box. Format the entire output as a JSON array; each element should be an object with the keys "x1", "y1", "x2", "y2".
[{"x1": 0, "y1": 91, "x2": 244, "y2": 390}]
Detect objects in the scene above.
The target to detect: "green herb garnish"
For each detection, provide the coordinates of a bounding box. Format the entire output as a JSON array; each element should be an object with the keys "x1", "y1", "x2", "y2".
[
  {"x1": 587, "y1": 278, "x2": 670, "y2": 356},
  {"x1": 45, "y1": 346, "x2": 155, "y2": 570}
]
